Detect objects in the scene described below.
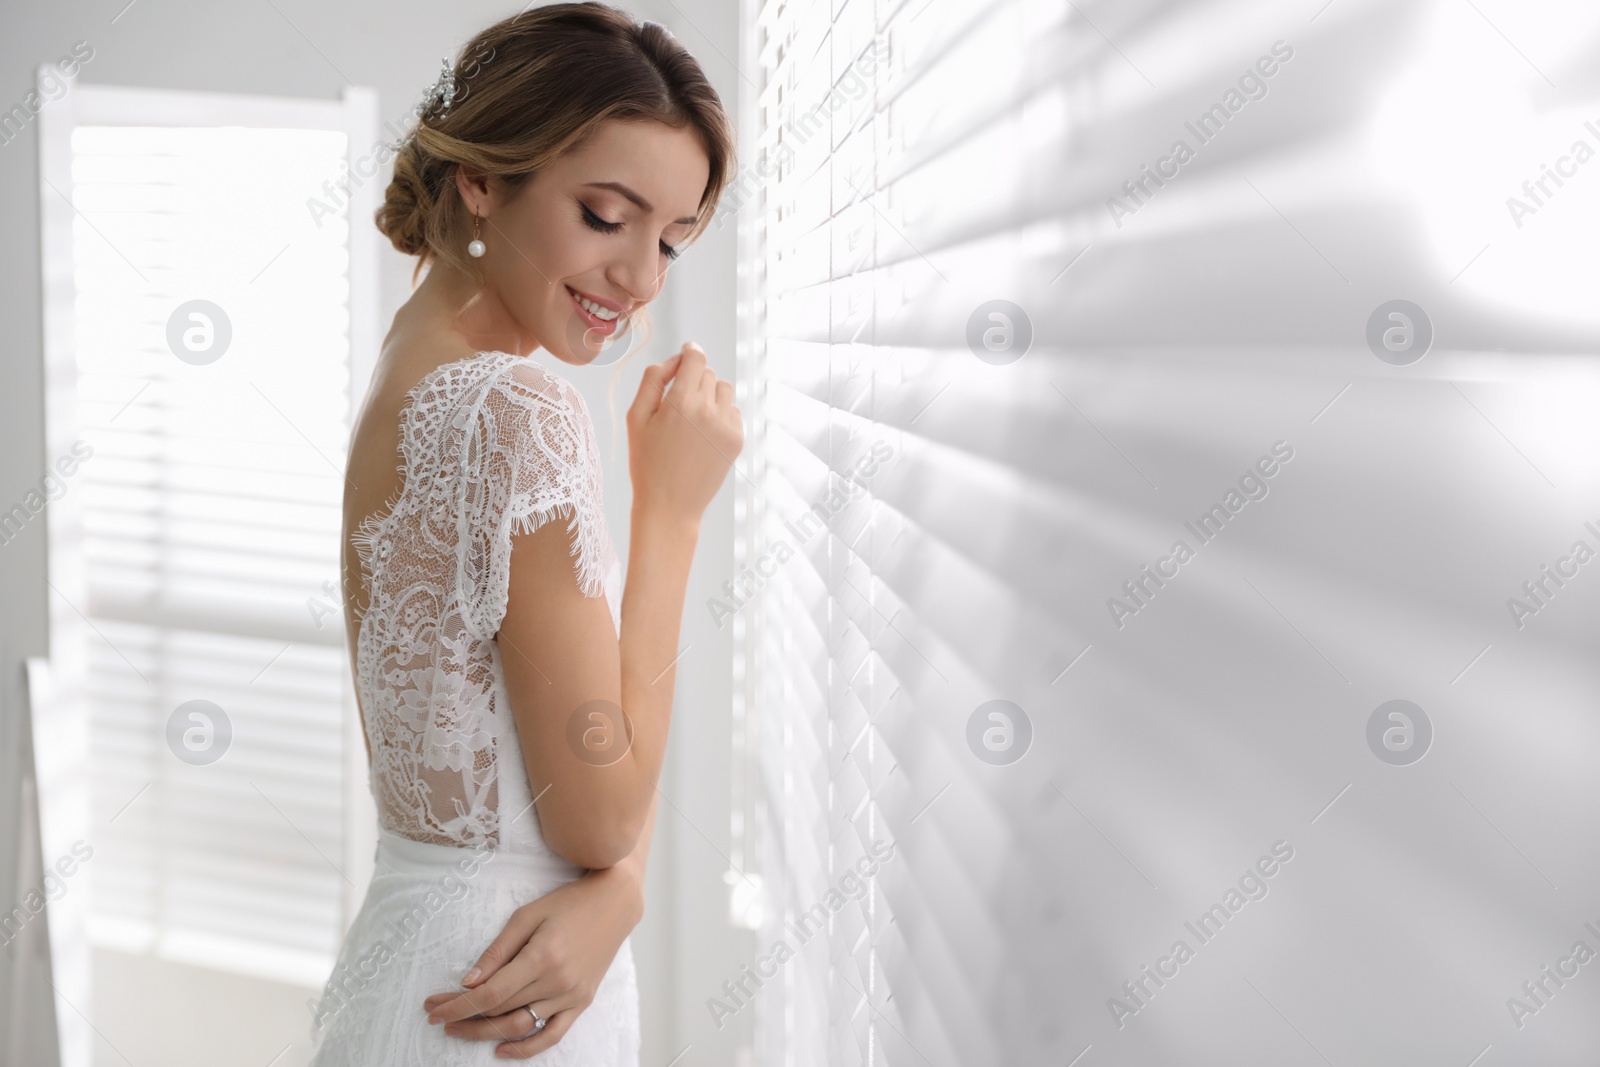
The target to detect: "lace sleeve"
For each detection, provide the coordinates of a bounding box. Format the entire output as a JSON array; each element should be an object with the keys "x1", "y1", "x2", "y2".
[{"x1": 457, "y1": 360, "x2": 610, "y2": 643}]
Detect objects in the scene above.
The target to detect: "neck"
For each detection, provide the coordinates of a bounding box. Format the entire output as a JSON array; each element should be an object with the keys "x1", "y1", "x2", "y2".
[{"x1": 399, "y1": 256, "x2": 538, "y2": 357}]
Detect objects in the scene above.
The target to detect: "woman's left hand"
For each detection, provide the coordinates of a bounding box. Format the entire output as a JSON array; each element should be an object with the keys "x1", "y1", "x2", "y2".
[{"x1": 423, "y1": 864, "x2": 644, "y2": 1059}]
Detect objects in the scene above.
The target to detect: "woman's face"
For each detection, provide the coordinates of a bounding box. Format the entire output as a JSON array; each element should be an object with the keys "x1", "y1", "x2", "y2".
[{"x1": 458, "y1": 118, "x2": 711, "y2": 366}]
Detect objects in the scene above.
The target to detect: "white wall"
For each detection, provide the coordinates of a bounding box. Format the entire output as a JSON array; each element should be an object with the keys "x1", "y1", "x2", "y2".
[{"x1": 0, "y1": 3, "x2": 749, "y2": 1064}]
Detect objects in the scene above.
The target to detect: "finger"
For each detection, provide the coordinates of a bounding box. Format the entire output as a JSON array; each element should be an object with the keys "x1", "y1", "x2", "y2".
[
  {"x1": 433, "y1": 945, "x2": 567, "y2": 1025},
  {"x1": 429, "y1": 960, "x2": 537, "y2": 1025},
  {"x1": 441, "y1": 1001, "x2": 559, "y2": 1043},
  {"x1": 715, "y1": 379, "x2": 733, "y2": 407},
  {"x1": 426, "y1": 988, "x2": 504, "y2": 1015},
  {"x1": 627, "y1": 355, "x2": 678, "y2": 422},
  {"x1": 655, "y1": 350, "x2": 685, "y2": 379},
  {"x1": 629, "y1": 354, "x2": 683, "y2": 422},
  {"x1": 445, "y1": 970, "x2": 563, "y2": 1023},
  {"x1": 442, "y1": 1008, "x2": 537, "y2": 1043},
  {"x1": 427, "y1": 983, "x2": 505, "y2": 1025},
  {"x1": 494, "y1": 1006, "x2": 580, "y2": 1060},
  {"x1": 461, "y1": 909, "x2": 544, "y2": 991},
  {"x1": 429, "y1": 977, "x2": 532, "y2": 1026},
  {"x1": 699, "y1": 367, "x2": 717, "y2": 403},
  {"x1": 668, "y1": 344, "x2": 707, "y2": 398}
]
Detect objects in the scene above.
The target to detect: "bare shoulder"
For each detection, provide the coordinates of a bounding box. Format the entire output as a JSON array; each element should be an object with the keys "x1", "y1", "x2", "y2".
[
  {"x1": 344, "y1": 330, "x2": 483, "y2": 510},
  {"x1": 369, "y1": 328, "x2": 486, "y2": 408}
]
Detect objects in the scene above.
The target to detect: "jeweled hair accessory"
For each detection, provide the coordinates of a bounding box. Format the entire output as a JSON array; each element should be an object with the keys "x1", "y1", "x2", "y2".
[
  {"x1": 417, "y1": 57, "x2": 458, "y2": 122},
  {"x1": 387, "y1": 57, "x2": 457, "y2": 153}
]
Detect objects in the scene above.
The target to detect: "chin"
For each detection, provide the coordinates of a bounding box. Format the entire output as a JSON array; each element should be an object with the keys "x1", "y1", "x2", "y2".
[
  {"x1": 566, "y1": 334, "x2": 609, "y2": 366},
  {"x1": 529, "y1": 312, "x2": 593, "y2": 367},
  {"x1": 555, "y1": 308, "x2": 632, "y2": 368}
]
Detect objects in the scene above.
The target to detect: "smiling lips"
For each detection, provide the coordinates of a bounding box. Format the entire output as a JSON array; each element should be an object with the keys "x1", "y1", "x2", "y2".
[{"x1": 566, "y1": 286, "x2": 626, "y2": 337}]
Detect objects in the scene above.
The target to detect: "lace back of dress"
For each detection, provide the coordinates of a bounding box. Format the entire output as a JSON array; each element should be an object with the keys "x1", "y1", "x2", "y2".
[{"x1": 351, "y1": 352, "x2": 612, "y2": 850}]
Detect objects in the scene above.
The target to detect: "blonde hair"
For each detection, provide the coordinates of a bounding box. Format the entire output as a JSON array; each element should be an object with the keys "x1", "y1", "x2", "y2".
[
  {"x1": 374, "y1": 1, "x2": 735, "y2": 381},
  {"x1": 374, "y1": 1, "x2": 732, "y2": 267}
]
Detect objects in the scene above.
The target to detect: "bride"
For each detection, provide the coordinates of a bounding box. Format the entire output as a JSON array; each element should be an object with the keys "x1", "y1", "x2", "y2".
[{"x1": 307, "y1": 5, "x2": 740, "y2": 1063}]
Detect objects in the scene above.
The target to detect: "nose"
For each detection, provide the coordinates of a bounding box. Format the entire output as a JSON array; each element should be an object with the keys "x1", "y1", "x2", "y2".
[{"x1": 607, "y1": 231, "x2": 666, "y2": 306}]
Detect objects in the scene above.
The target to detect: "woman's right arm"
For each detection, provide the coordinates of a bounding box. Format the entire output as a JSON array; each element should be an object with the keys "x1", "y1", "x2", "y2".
[{"x1": 497, "y1": 344, "x2": 741, "y2": 869}]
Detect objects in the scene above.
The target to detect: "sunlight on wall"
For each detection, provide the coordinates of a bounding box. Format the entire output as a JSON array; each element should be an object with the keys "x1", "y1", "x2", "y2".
[{"x1": 1368, "y1": 0, "x2": 1600, "y2": 323}]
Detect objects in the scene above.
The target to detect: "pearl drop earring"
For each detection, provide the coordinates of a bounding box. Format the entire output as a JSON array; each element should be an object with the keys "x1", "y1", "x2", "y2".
[{"x1": 467, "y1": 213, "x2": 486, "y2": 258}]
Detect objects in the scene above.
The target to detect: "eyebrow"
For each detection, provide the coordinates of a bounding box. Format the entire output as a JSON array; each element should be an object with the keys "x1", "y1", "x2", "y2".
[{"x1": 583, "y1": 181, "x2": 699, "y2": 225}]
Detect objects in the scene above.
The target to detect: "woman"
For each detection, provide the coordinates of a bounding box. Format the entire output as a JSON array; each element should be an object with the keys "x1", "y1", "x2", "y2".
[{"x1": 308, "y1": 5, "x2": 741, "y2": 1063}]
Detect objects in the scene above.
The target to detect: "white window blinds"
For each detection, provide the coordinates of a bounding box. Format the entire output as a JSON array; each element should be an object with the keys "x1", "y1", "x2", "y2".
[
  {"x1": 734, "y1": 0, "x2": 1015, "y2": 1062},
  {"x1": 44, "y1": 86, "x2": 379, "y2": 990},
  {"x1": 735, "y1": 0, "x2": 1600, "y2": 1064}
]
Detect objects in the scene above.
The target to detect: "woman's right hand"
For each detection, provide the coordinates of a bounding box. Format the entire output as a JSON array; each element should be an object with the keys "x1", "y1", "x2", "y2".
[{"x1": 626, "y1": 343, "x2": 743, "y2": 525}]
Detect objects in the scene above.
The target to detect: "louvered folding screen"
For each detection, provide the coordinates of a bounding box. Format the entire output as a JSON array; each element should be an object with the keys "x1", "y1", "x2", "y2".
[
  {"x1": 735, "y1": 0, "x2": 1600, "y2": 1064},
  {"x1": 60, "y1": 102, "x2": 370, "y2": 988}
]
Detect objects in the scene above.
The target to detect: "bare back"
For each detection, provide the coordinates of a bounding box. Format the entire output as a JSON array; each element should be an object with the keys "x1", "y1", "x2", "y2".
[
  {"x1": 339, "y1": 331, "x2": 481, "y2": 718},
  {"x1": 336, "y1": 328, "x2": 623, "y2": 854}
]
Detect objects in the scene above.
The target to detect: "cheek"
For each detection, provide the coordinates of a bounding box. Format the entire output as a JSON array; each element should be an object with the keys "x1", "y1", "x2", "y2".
[
  {"x1": 500, "y1": 231, "x2": 569, "y2": 313},
  {"x1": 526, "y1": 222, "x2": 602, "y2": 290}
]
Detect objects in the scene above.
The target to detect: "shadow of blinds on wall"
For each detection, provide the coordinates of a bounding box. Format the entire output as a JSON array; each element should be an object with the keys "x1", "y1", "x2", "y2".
[
  {"x1": 46, "y1": 85, "x2": 379, "y2": 990},
  {"x1": 733, "y1": 0, "x2": 1600, "y2": 1063}
]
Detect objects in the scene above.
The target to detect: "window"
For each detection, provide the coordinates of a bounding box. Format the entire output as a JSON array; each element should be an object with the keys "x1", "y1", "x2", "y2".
[{"x1": 39, "y1": 83, "x2": 380, "y2": 1000}]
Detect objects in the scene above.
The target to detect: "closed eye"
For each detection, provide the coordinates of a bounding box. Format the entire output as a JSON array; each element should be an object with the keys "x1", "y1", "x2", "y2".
[{"x1": 580, "y1": 202, "x2": 681, "y2": 261}]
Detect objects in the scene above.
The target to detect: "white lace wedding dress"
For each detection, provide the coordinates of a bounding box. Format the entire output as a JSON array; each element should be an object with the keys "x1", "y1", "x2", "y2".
[{"x1": 308, "y1": 350, "x2": 640, "y2": 1066}]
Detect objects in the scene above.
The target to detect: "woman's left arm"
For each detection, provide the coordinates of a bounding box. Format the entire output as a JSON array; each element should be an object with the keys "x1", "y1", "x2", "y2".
[{"x1": 423, "y1": 789, "x2": 661, "y2": 1060}]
